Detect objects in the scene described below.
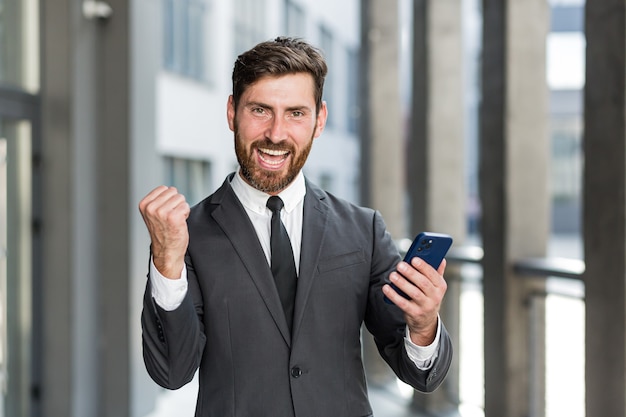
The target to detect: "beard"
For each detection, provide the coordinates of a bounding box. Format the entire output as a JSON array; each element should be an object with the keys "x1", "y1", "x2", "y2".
[{"x1": 234, "y1": 130, "x2": 314, "y2": 194}]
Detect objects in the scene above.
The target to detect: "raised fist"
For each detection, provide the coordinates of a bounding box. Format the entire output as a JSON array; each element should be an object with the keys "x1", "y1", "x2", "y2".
[{"x1": 138, "y1": 186, "x2": 191, "y2": 279}]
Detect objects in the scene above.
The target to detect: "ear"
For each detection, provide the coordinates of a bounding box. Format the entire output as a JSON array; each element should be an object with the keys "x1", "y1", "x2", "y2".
[
  {"x1": 227, "y1": 95, "x2": 236, "y2": 132},
  {"x1": 313, "y1": 101, "x2": 328, "y2": 139}
]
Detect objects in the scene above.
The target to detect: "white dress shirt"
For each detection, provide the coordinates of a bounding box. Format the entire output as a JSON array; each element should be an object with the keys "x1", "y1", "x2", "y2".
[{"x1": 150, "y1": 169, "x2": 441, "y2": 369}]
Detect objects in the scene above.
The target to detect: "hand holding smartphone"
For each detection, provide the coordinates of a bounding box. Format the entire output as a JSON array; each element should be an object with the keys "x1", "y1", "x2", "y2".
[{"x1": 384, "y1": 232, "x2": 453, "y2": 304}]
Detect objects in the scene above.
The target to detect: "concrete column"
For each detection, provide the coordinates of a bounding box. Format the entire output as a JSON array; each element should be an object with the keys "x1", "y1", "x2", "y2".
[
  {"x1": 130, "y1": 1, "x2": 163, "y2": 415},
  {"x1": 409, "y1": 0, "x2": 465, "y2": 239},
  {"x1": 584, "y1": 1, "x2": 626, "y2": 416},
  {"x1": 360, "y1": 0, "x2": 405, "y2": 387},
  {"x1": 41, "y1": 1, "x2": 133, "y2": 416},
  {"x1": 98, "y1": 0, "x2": 131, "y2": 416},
  {"x1": 40, "y1": 1, "x2": 77, "y2": 415},
  {"x1": 360, "y1": 0, "x2": 404, "y2": 238},
  {"x1": 408, "y1": 0, "x2": 464, "y2": 413},
  {"x1": 480, "y1": 1, "x2": 550, "y2": 416}
]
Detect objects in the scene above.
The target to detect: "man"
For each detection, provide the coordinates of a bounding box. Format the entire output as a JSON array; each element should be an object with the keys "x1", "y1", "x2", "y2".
[{"x1": 140, "y1": 37, "x2": 452, "y2": 417}]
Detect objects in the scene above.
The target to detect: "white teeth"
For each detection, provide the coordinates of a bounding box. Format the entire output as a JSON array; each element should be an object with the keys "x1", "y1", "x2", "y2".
[
  {"x1": 258, "y1": 151, "x2": 287, "y2": 165},
  {"x1": 259, "y1": 148, "x2": 288, "y2": 156},
  {"x1": 258, "y1": 148, "x2": 289, "y2": 165},
  {"x1": 259, "y1": 154, "x2": 283, "y2": 165}
]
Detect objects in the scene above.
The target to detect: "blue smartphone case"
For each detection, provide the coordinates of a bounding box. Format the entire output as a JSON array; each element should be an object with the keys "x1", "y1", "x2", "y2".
[{"x1": 384, "y1": 232, "x2": 453, "y2": 304}]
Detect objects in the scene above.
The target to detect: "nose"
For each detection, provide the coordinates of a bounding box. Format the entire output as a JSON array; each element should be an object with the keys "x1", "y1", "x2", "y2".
[{"x1": 266, "y1": 116, "x2": 287, "y2": 143}]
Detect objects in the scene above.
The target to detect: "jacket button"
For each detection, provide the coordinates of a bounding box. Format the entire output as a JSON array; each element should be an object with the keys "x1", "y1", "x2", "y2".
[{"x1": 291, "y1": 367, "x2": 303, "y2": 378}]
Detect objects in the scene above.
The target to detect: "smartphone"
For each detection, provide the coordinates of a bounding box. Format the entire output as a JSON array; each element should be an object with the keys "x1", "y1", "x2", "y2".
[{"x1": 384, "y1": 232, "x2": 453, "y2": 304}]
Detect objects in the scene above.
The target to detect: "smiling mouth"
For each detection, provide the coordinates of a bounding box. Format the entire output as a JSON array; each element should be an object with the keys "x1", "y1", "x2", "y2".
[{"x1": 257, "y1": 147, "x2": 290, "y2": 166}]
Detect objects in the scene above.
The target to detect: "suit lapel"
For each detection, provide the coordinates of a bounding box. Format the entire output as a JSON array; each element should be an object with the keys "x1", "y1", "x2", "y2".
[
  {"x1": 209, "y1": 177, "x2": 292, "y2": 345},
  {"x1": 292, "y1": 183, "x2": 329, "y2": 337}
]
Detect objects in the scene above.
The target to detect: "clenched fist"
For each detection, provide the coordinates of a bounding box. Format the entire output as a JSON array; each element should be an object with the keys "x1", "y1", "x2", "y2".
[{"x1": 138, "y1": 186, "x2": 190, "y2": 279}]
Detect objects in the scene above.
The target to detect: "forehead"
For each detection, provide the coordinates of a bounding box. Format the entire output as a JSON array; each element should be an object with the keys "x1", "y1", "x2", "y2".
[{"x1": 240, "y1": 73, "x2": 316, "y2": 105}]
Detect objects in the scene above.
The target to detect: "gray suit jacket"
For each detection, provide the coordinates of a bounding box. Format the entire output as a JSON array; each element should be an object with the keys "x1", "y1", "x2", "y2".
[{"x1": 142, "y1": 175, "x2": 453, "y2": 417}]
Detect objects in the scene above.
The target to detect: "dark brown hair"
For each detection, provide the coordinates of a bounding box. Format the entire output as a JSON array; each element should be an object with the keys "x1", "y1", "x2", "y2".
[{"x1": 232, "y1": 37, "x2": 328, "y2": 114}]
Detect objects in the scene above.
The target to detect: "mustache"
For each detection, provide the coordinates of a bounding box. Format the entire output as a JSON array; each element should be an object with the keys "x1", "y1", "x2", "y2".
[{"x1": 252, "y1": 139, "x2": 294, "y2": 152}]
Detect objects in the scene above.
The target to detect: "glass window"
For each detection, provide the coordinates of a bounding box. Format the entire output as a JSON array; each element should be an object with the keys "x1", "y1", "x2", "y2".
[
  {"x1": 163, "y1": 0, "x2": 176, "y2": 70},
  {"x1": 319, "y1": 26, "x2": 334, "y2": 128},
  {"x1": 0, "y1": 119, "x2": 33, "y2": 417},
  {"x1": 0, "y1": 0, "x2": 39, "y2": 92},
  {"x1": 346, "y1": 47, "x2": 360, "y2": 135},
  {"x1": 164, "y1": 157, "x2": 213, "y2": 206},
  {"x1": 462, "y1": 0, "x2": 482, "y2": 239},
  {"x1": 285, "y1": 0, "x2": 305, "y2": 37},
  {"x1": 546, "y1": 3, "x2": 584, "y2": 246},
  {"x1": 233, "y1": 0, "x2": 267, "y2": 58},
  {"x1": 163, "y1": 0, "x2": 212, "y2": 82},
  {"x1": 546, "y1": 3, "x2": 585, "y2": 417}
]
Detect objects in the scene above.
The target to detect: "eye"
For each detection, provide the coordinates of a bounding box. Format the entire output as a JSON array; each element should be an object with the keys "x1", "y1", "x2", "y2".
[
  {"x1": 251, "y1": 107, "x2": 266, "y2": 115},
  {"x1": 291, "y1": 110, "x2": 304, "y2": 117}
]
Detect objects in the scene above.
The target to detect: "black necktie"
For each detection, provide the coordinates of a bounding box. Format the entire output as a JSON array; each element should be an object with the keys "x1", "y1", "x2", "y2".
[{"x1": 266, "y1": 196, "x2": 297, "y2": 330}]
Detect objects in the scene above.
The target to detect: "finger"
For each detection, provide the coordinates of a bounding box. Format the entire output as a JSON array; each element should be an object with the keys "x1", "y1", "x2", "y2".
[
  {"x1": 389, "y1": 270, "x2": 429, "y2": 302},
  {"x1": 437, "y1": 258, "x2": 447, "y2": 276},
  {"x1": 383, "y1": 281, "x2": 434, "y2": 324},
  {"x1": 397, "y1": 261, "x2": 432, "y2": 293},
  {"x1": 153, "y1": 192, "x2": 188, "y2": 216},
  {"x1": 409, "y1": 257, "x2": 445, "y2": 288},
  {"x1": 382, "y1": 283, "x2": 413, "y2": 310},
  {"x1": 407, "y1": 258, "x2": 448, "y2": 304},
  {"x1": 139, "y1": 185, "x2": 172, "y2": 214},
  {"x1": 143, "y1": 187, "x2": 187, "y2": 217},
  {"x1": 150, "y1": 187, "x2": 182, "y2": 208}
]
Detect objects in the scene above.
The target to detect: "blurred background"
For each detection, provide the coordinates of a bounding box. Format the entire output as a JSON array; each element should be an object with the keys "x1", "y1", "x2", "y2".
[{"x1": 3, "y1": 0, "x2": 623, "y2": 416}]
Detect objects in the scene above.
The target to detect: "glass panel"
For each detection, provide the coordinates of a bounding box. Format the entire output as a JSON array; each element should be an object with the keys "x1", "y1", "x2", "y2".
[
  {"x1": 545, "y1": 293, "x2": 585, "y2": 417},
  {"x1": 162, "y1": 0, "x2": 210, "y2": 83},
  {"x1": 319, "y1": 26, "x2": 334, "y2": 128},
  {"x1": 545, "y1": 3, "x2": 585, "y2": 417},
  {"x1": 164, "y1": 156, "x2": 212, "y2": 206},
  {"x1": 0, "y1": 118, "x2": 32, "y2": 417},
  {"x1": 547, "y1": 29, "x2": 584, "y2": 251},
  {"x1": 285, "y1": 0, "x2": 305, "y2": 37},
  {"x1": 163, "y1": 0, "x2": 176, "y2": 70},
  {"x1": 462, "y1": 0, "x2": 482, "y2": 240},
  {"x1": 233, "y1": 0, "x2": 267, "y2": 56},
  {"x1": 346, "y1": 48, "x2": 360, "y2": 135},
  {"x1": 0, "y1": 0, "x2": 39, "y2": 92},
  {"x1": 186, "y1": 0, "x2": 206, "y2": 80},
  {"x1": 458, "y1": 264, "x2": 485, "y2": 415}
]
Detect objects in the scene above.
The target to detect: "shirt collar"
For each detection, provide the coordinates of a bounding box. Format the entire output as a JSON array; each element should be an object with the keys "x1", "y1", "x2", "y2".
[{"x1": 231, "y1": 168, "x2": 306, "y2": 215}]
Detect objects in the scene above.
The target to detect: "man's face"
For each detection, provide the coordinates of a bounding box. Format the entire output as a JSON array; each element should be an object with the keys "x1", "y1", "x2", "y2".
[{"x1": 227, "y1": 73, "x2": 327, "y2": 194}]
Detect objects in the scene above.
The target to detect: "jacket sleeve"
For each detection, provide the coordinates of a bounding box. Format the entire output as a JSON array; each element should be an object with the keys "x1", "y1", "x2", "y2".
[
  {"x1": 363, "y1": 211, "x2": 453, "y2": 392},
  {"x1": 141, "y1": 253, "x2": 206, "y2": 390}
]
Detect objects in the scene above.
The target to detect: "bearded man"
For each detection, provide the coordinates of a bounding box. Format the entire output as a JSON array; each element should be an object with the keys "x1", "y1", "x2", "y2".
[{"x1": 139, "y1": 37, "x2": 452, "y2": 417}]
